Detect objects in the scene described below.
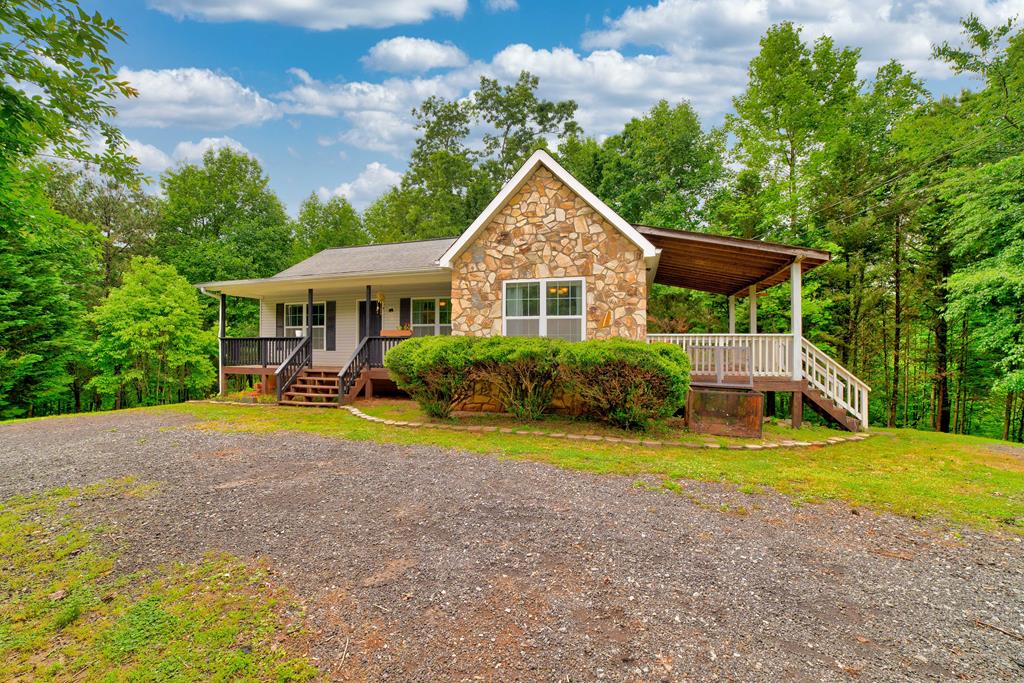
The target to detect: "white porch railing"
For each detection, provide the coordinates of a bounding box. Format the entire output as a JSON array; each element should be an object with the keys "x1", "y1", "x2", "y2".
[
  {"x1": 648, "y1": 333, "x2": 870, "y2": 429},
  {"x1": 649, "y1": 333, "x2": 793, "y2": 378}
]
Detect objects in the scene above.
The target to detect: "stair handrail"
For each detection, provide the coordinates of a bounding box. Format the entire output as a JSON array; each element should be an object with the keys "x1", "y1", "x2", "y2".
[
  {"x1": 800, "y1": 336, "x2": 871, "y2": 429},
  {"x1": 337, "y1": 336, "x2": 373, "y2": 403},
  {"x1": 274, "y1": 336, "x2": 312, "y2": 401}
]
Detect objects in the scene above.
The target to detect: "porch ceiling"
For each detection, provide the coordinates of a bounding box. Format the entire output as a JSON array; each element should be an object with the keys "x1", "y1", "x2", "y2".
[{"x1": 635, "y1": 225, "x2": 831, "y2": 297}]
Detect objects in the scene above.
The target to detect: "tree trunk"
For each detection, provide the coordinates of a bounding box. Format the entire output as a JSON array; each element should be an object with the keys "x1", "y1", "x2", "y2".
[
  {"x1": 1004, "y1": 392, "x2": 1015, "y2": 442},
  {"x1": 888, "y1": 217, "x2": 903, "y2": 428},
  {"x1": 934, "y1": 250, "x2": 952, "y2": 432}
]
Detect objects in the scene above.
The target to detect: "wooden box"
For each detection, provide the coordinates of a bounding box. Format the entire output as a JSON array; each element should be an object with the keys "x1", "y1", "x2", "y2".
[{"x1": 686, "y1": 387, "x2": 764, "y2": 438}]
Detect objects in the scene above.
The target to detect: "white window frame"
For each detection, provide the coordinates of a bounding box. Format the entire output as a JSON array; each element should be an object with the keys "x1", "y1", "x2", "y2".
[
  {"x1": 502, "y1": 278, "x2": 587, "y2": 341},
  {"x1": 411, "y1": 297, "x2": 452, "y2": 336},
  {"x1": 283, "y1": 301, "x2": 326, "y2": 351}
]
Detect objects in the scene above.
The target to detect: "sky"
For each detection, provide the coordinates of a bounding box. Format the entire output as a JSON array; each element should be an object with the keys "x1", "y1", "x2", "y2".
[{"x1": 88, "y1": 0, "x2": 1024, "y2": 214}]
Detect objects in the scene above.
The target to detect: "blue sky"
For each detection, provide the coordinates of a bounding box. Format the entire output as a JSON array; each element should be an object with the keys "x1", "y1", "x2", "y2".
[{"x1": 86, "y1": 0, "x2": 1024, "y2": 214}]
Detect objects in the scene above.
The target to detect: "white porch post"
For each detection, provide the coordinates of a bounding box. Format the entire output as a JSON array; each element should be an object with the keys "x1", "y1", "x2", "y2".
[
  {"x1": 748, "y1": 285, "x2": 757, "y2": 334},
  {"x1": 728, "y1": 295, "x2": 736, "y2": 334},
  {"x1": 790, "y1": 260, "x2": 802, "y2": 381}
]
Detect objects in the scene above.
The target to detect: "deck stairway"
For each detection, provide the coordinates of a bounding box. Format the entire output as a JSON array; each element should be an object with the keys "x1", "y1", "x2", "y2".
[
  {"x1": 279, "y1": 368, "x2": 341, "y2": 407},
  {"x1": 648, "y1": 334, "x2": 870, "y2": 431}
]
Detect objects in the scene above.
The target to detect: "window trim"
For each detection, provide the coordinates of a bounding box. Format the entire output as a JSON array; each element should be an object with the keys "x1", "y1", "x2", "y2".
[
  {"x1": 411, "y1": 297, "x2": 452, "y2": 336},
  {"x1": 502, "y1": 277, "x2": 587, "y2": 341},
  {"x1": 283, "y1": 300, "x2": 327, "y2": 351}
]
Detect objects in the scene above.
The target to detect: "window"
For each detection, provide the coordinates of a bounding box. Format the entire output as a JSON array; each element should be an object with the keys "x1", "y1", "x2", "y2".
[
  {"x1": 284, "y1": 302, "x2": 326, "y2": 350},
  {"x1": 412, "y1": 298, "x2": 452, "y2": 336},
  {"x1": 503, "y1": 279, "x2": 584, "y2": 341}
]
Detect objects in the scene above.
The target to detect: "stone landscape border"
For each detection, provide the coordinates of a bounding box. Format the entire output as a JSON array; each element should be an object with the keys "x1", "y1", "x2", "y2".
[{"x1": 340, "y1": 404, "x2": 872, "y2": 450}]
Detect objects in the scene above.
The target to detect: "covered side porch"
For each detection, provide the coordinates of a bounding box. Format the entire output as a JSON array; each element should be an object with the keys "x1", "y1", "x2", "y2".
[{"x1": 636, "y1": 225, "x2": 870, "y2": 431}]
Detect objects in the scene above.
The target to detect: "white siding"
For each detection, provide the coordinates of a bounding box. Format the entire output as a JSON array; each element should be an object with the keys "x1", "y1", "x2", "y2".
[{"x1": 258, "y1": 283, "x2": 452, "y2": 367}]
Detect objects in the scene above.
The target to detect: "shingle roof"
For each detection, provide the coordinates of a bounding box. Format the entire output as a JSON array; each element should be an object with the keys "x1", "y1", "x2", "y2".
[{"x1": 273, "y1": 237, "x2": 457, "y2": 279}]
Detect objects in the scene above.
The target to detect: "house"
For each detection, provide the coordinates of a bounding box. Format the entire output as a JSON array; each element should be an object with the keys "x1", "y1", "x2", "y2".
[{"x1": 198, "y1": 150, "x2": 869, "y2": 431}]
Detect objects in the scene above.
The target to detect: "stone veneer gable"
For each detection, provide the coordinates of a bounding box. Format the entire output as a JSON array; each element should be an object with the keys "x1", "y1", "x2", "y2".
[{"x1": 449, "y1": 164, "x2": 646, "y2": 339}]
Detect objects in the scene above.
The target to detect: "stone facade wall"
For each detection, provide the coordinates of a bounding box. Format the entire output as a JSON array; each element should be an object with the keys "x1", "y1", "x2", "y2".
[{"x1": 450, "y1": 165, "x2": 647, "y2": 339}]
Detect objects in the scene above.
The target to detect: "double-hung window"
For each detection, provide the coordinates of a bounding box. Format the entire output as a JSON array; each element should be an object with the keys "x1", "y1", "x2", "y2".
[
  {"x1": 283, "y1": 302, "x2": 326, "y2": 350},
  {"x1": 411, "y1": 298, "x2": 452, "y2": 336},
  {"x1": 503, "y1": 279, "x2": 585, "y2": 341}
]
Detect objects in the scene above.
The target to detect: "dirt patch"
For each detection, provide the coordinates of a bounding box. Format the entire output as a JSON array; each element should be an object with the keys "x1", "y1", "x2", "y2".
[{"x1": 1, "y1": 409, "x2": 1022, "y2": 681}]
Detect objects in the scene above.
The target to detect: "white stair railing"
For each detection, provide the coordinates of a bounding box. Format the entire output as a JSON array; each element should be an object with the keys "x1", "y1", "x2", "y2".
[{"x1": 800, "y1": 337, "x2": 870, "y2": 429}]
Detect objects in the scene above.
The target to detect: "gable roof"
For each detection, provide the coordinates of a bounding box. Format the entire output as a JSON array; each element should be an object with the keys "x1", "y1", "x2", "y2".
[
  {"x1": 437, "y1": 149, "x2": 658, "y2": 268},
  {"x1": 274, "y1": 237, "x2": 455, "y2": 279}
]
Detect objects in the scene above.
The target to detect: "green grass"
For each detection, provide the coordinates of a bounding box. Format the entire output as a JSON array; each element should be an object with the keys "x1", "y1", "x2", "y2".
[
  {"x1": 0, "y1": 478, "x2": 317, "y2": 682},
  {"x1": 162, "y1": 401, "x2": 1024, "y2": 533},
  {"x1": 354, "y1": 397, "x2": 840, "y2": 444}
]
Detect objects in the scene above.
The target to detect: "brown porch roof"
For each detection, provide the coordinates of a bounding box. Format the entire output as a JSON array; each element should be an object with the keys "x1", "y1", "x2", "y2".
[{"x1": 635, "y1": 225, "x2": 831, "y2": 297}]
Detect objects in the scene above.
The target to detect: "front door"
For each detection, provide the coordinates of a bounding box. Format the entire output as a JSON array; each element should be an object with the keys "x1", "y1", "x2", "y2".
[{"x1": 358, "y1": 300, "x2": 383, "y2": 363}]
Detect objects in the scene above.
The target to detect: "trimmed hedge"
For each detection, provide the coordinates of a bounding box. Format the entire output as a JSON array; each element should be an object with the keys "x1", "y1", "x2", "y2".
[
  {"x1": 468, "y1": 337, "x2": 563, "y2": 420},
  {"x1": 558, "y1": 339, "x2": 690, "y2": 430},
  {"x1": 383, "y1": 335, "x2": 477, "y2": 418},
  {"x1": 384, "y1": 335, "x2": 690, "y2": 429}
]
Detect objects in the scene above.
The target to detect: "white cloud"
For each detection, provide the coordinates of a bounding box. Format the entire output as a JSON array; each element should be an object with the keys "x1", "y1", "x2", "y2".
[
  {"x1": 362, "y1": 36, "x2": 469, "y2": 73},
  {"x1": 583, "y1": 0, "x2": 1024, "y2": 81},
  {"x1": 318, "y1": 162, "x2": 402, "y2": 209},
  {"x1": 149, "y1": 0, "x2": 467, "y2": 31},
  {"x1": 125, "y1": 138, "x2": 173, "y2": 174},
  {"x1": 486, "y1": 0, "x2": 518, "y2": 11},
  {"x1": 116, "y1": 67, "x2": 278, "y2": 129},
  {"x1": 171, "y1": 136, "x2": 254, "y2": 163}
]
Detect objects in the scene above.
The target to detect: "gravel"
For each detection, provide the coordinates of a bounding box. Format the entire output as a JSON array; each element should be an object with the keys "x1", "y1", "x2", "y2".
[{"x1": 2, "y1": 409, "x2": 1022, "y2": 681}]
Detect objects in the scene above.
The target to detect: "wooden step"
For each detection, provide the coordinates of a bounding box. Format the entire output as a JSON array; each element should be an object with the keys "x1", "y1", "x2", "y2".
[
  {"x1": 801, "y1": 383, "x2": 860, "y2": 432},
  {"x1": 289, "y1": 383, "x2": 339, "y2": 391}
]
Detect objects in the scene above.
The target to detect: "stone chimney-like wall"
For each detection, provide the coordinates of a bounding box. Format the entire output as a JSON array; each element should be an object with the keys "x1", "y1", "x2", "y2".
[{"x1": 449, "y1": 165, "x2": 646, "y2": 339}]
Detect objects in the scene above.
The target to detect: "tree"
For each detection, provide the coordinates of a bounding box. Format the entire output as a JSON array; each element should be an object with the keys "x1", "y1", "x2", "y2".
[
  {"x1": 0, "y1": 0, "x2": 138, "y2": 181},
  {"x1": 292, "y1": 193, "x2": 366, "y2": 262},
  {"x1": 367, "y1": 71, "x2": 580, "y2": 242},
  {"x1": 727, "y1": 22, "x2": 860, "y2": 240},
  {"x1": 88, "y1": 257, "x2": 216, "y2": 408},
  {"x1": 45, "y1": 164, "x2": 160, "y2": 292},
  {"x1": 0, "y1": 0, "x2": 136, "y2": 418},
  {"x1": 0, "y1": 164, "x2": 102, "y2": 418},
  {"x1": 154, "y1": 148, "x2": 291, "y2": 333},
  {"x1": 583, "y1": 100, "x2": 725, "y2": 229}
]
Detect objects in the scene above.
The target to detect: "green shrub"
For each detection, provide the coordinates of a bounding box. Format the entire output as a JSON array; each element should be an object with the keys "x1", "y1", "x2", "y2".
[
  {"x1": 469, "y1": 337, "x2": 563, "y2": 420},
  {"x1": 557, "y1": 338, "x2": 690, "y2": 430},
  {"x1": 384, "y1": 336, "x2": 478, "y2": 418}
]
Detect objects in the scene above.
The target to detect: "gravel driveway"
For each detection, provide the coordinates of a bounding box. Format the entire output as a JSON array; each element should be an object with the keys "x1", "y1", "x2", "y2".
[{"x1": 1, "y1": 409, "x2": 1021, "y2": 681}]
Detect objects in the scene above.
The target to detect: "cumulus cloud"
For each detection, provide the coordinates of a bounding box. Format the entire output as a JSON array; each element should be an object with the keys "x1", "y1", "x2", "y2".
[
  {"x1": 149, "y1": 0, "x2": 467, "y2": 30},
  {"x1": 318, "y1": 162, "x2": 402, "y2": 209},
  {"x1": 171, "y1": 136, "x2": 254, "y2": 163},
  {"x1": 124, "y1": 139, "x2": 173, "y2": 174},
  {"x1": 486, "y1": 0, "x2": 518, "y2": 11},
  {"x1": 362, "y1": 36, "x2": 469, "y2": 73},
  {"x1": 583, "y1": 0, "x2": 1024, "y2": 81},
  {"x1": 116, "y1": 67, "x2": 279, "y2": 128}
]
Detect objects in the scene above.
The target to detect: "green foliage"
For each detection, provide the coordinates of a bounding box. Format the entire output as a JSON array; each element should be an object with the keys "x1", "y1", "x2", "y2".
[
  {"x1": 365, "y1": 71, "x2": 580, "y2": 242},
  {"x1": 557, "y1": 339, "x2": 690, "y2": 430},
  {"x1": 571, "y1": 100, "x2": 725, "y2": 229},
  {"x1": 155, "y1": 147, "x2": 292, "y2": 284},
  {"x1": 0, "y1": 163, "x2": 102, "y2": 419},
  {"x1": 384, "y1": 336, "x2": 478, "y2": 418},
  {"x1": 88, "y1": 257, "x2": 216, "y2": 407},
  {"x1": 0, "y1": 479, "x2": 318, "y2": 680},
  {"x1": 727, "y1": 21, "x2": 860, "y2": 240},
  {"x1": 292, "y1": 192, "x2": 367, "y2": 262},
  {"x1": 0, "y1": 0, "x2": 138, "y2": 181},
  {"x1": 469, "y1": 337, "x2": 564, "y2": 420}
]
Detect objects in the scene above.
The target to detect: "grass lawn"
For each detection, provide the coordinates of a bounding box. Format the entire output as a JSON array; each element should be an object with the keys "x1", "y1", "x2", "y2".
[
  {"x1": 0, "y1": 478, "x2": 317, "y2": 681},
  {"x1": 162, "y1": 401, "x2": 1024, "y2": 534}
]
